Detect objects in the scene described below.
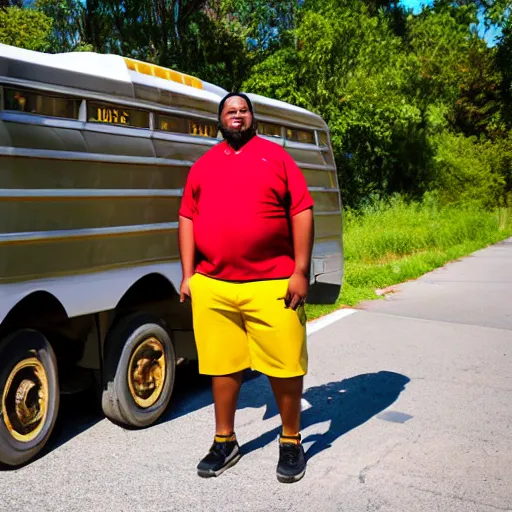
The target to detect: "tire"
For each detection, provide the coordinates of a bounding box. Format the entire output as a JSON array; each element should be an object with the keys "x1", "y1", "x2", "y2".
[
  {"x1": 101, "y1": 313, "x2": 176, "y2": 428},
  {"x1": 0, "y1": 329, "x2": 60, "y2": 467}
]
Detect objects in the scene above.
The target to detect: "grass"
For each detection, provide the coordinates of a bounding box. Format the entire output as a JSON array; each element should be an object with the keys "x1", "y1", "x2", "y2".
[{"x1": 305, "y1": 197, "x2": 512, "y2": 320}]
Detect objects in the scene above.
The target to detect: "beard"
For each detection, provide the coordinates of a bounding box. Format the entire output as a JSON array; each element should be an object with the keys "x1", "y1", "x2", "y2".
[{"x1": 219, "y1": 122, "x2": 257, "y2": 150}]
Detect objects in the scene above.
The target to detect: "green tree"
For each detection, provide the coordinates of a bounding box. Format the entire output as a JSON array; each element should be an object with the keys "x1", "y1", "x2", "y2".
[
  {"x1": 453, "y1": 42, "x2": 504, "y2": 137},
  {"x1": 35, "y1": 0, "x2": 249, "y2": 89},
  {"x1": 217, "y1": 0, "x2": 300, "y2": 56},
  {"x1": 431, "y1": 131, "x2": 506, "y2": 207},
  {"x1": 35, "y1": 0, "x2": 88, "y2": 53},
  {"x1": 0, "y1": 6, "x2": 53, "y2": 51},
  {"x1": 447, "y1": 0, "x2": 511, "y2": 25},
  {"x1": 497, "y1": 17, "x2": 512, "y2": 126},
  {"x1": 244, "y1": 0, "x2": 429, "y2": 206},
  {"x1": 405, "y1": 5, "x2": 479, "y2": 106}
]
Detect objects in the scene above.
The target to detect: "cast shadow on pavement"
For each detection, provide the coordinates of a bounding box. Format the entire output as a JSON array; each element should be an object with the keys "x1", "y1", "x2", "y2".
[
  {"x1": 164, "y1": 368, "x2": 410, "y2": 460},
  {"x1": 241, "y1": 371, "x2": 410, "y2": 460}
]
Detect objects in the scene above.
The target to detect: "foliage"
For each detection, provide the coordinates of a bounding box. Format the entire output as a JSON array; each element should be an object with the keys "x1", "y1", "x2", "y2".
[
  {"x1": 33, "y1": 0, "x2": 251, "y2": 89},
  {"x1": 243, "y1": 0, "x2": 511, "y2": 209},
  {"x1": 218, "y1": 0, "x2": 299, "y2": 56},
  {"x1": 0, "y1": 6, "x2": 53, "y2": 51},
  {"x1": 497, "y1": 17, "x2": 512, "y2": 127},
  {"x1": 34, "y1": 0, "x2": 86, "y2": 53},
  {"x1": 406, "y1": 5, "x2": 478, "y2": 105},
  {"x1": 430, "y1": 133, "x2": 505, "y2": 206},
  {"x1": 244, "y1": 0, "x2": 432, "y2": 205},
  {"x1": 454, "y1": 43, "x2": 504, "y2": 137}
]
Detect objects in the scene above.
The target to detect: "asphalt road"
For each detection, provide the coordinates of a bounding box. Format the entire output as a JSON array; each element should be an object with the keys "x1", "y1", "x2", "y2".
[{"x1": 1, "y1": 239, "x2": 511, "y2": 512}]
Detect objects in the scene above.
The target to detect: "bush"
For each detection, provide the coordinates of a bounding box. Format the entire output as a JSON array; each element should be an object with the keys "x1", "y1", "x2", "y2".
[{"x1": 431, "y1": 131, "x2": 508, "y2": 208}]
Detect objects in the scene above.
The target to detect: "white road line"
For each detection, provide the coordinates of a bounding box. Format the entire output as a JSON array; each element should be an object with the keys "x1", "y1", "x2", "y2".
[{"x1": 306, "y1": 308, "x2": 358, "y2": 336}]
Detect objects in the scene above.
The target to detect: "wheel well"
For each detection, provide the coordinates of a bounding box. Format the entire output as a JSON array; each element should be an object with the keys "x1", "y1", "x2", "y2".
[
  {"x1": 0, "y1": 292, "x2": 80, "y2": 364},
  {"x1": 116, "y1": 273, "x2": 177, "y2": 311},
  {"x1": 1, "y1": 291, "x2": 68, "y2": 332}
]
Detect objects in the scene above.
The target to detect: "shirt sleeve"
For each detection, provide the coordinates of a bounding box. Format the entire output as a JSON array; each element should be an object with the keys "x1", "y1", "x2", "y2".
[
  {"x1": 283, "y1": 151, "x2": 315, "y2": 216},
  {"x1": 178, "y1": 166, "x2": 198, "y2": 219}
]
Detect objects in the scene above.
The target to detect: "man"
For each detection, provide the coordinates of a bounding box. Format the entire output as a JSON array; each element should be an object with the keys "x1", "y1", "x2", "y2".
[{"x1": 178, "y1": 92, "x2": 314, "y2": 483}]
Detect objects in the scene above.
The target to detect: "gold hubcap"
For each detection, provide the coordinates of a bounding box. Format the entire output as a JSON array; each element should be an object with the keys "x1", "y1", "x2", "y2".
[
  {"x1": 128, "y1": 337, "x2": 166, "y2": 408},
  {"x1": 2, "y1": 357, "x2": 49, "y2": 443}
]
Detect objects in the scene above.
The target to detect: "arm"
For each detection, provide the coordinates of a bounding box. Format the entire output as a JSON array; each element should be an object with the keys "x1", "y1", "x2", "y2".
[
  {"x1": 281, "y1": 150, "x2": 315, "y2": 310},
  {"x1": 178, "y1": 215, "x2": 195, "y2": 278},
  {"x1": 292, "y1": 207, "x2": 314, "y2": 277},
  {"x1": 286, "y1": 208, "x2": 314, "y2": 310},
  {"x1": 178, "y1": 215, "x2": 195, "y2": 302},
  {"x1": 178, "y1": 166, "x2": 198, "y2": 302}
]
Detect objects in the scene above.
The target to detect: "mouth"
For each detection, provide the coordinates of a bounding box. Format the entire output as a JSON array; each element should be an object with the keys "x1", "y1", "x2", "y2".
[{"x1": 231, "y1": 120, "x2": 243, "y2": 128}]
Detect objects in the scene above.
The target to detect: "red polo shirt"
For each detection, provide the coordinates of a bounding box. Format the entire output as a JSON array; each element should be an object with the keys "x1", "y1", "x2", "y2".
[{"x1": 178, "y1": 135, "x2": 314, "y2": 281}]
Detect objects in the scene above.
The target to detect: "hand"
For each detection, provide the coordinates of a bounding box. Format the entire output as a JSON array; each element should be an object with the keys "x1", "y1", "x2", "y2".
[
  {"x1": 180, "y1": 276, "x2": 192, "y2": 302},
  {"x1": 284, "y1": 272, "x2": 309, "y2": 310}
]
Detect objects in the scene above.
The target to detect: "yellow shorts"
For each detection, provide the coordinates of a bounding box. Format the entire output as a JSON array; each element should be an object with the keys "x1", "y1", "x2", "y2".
[{"x1": 189, "y1": 273, "x2": 308, "y2": 378}]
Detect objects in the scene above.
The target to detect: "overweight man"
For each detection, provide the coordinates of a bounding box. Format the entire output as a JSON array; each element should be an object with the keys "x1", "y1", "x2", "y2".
[{"x1": 178, "y1": 92, "x2": 314, "y2": 483}]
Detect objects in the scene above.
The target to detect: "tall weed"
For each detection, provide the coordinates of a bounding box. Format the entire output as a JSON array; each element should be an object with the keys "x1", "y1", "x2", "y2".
[{"x1": 306, "y1": 195, "x2": 512, "y2": 319}]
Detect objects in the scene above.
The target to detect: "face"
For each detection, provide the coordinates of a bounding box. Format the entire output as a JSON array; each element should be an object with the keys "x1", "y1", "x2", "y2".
[{"x1": 220, "y1": 96, "x2": 253, "y2": 133}]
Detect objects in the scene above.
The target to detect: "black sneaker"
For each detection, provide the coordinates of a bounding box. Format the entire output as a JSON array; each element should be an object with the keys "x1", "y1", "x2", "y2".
[
  {"x1": 197, "y1": 434, "x2": 241, "y2": 478},
  {"x1": 276, "y1": 435, "x2": 306, "y2": 483}
]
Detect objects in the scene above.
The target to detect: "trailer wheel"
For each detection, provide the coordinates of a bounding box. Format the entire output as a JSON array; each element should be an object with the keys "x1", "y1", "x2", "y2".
[
  {"x1": 0, "y1": 329, "x2": 60, "y2": 467},
  {"x1": 101, "y1": 313, "x2": 176, "y2": 428}
]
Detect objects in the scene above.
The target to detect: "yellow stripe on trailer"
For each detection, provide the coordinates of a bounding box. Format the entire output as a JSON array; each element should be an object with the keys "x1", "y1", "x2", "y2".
[{"x1": 123, "y1": 57, "x2": 203, "y2": 90}]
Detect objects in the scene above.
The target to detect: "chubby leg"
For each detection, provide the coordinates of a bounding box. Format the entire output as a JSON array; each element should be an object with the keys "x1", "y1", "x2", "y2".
[
  {"x1": 196, "y1": 372, "x2": 244, "y2": 478},
  {"x1": 189, "y1": 274, "x2": 249, "y2": 478},
  {"x1": 213, "y1": 371, "x2": 244, "y2": 435},
  {"x1": 268, "y1": 375, "x2": 303, "y2": 436},
  {"x1": 269, "y1": 375, "x2": 306, "y2": 483},
  {"x1": 240, "y1": 279, "x2": 308, "y2": 482}
]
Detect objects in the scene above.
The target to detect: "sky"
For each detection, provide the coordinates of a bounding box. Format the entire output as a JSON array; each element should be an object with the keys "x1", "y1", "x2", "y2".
[
  {"x1": 399, "y1": 0, "x2": 502, "y2": 46},
  {"x1": 400, "y1": 0, "x2": 430, "y2": 13}
]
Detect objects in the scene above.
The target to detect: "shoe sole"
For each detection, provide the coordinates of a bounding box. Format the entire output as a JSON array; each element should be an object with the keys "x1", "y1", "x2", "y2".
[
  {"x1": 197, "y1": 453, "x2": 241, "y2": 478},
  {"x1": 276, "y1": 466, "x2": 307, "y2": 484}
]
